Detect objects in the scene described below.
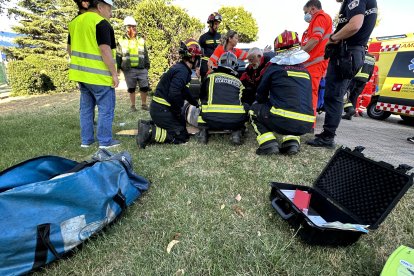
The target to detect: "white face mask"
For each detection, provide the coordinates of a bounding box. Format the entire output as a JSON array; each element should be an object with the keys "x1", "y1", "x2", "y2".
[{"x1": 304, "y1": 13, "x2": 312, "y2": 23}]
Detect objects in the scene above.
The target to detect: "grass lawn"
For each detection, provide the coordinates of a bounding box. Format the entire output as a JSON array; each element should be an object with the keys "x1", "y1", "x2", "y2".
[{"x1": 0, "y1": 91, "x2": 413, "y2": 276}]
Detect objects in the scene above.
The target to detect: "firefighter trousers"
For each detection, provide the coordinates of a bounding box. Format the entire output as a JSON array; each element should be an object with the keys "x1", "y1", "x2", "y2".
[
  {"x1": 149, "y1": 102, "x2": 189, "y2": 144},
  {"x1": 249, "y1": 103, "x2": 300, "y2": 147},
  {"x1": 344, "y1": 79, "x2": 367, "y2": 109}
]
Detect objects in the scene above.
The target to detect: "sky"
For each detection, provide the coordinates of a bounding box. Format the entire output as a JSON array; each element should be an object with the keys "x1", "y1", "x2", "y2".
[{"x1": 1, "y1": 0, "x2": 413, "y2": 48}]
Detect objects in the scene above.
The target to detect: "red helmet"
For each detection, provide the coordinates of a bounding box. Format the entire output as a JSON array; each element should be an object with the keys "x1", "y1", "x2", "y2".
[
  {"x1": 274, "y1": 30, "x2": 300, "y2": 52},
  {"x1": 207, "y1": 12, "x2": 222, "y2": 23},
  {"x1": 179, "y1": 38, "x2": 203, "y2": 58}
]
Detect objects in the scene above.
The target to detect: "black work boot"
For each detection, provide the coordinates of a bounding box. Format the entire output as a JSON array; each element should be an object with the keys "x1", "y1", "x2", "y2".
[
  {"x1": 256, "y1": 142, "x2": 279, "y2": 155},
  {"x1": 196, "y1": 128, "x2": 208, "y2": 144},
  {"x1": 306, "y1": 131, "x2": 335, "y2": 149},
  {"x1": 230, "y1": 130, "x2": 243, "y2": 145},
  {"x1": 137, "y1": 120, "x2": 152, "y2": 149},
  {"x1": 280, "y1": 140, "x2": 300, "y2": 155},
  {"x1": 342, "y1": 107, "x2": 356, "y2": 120}
]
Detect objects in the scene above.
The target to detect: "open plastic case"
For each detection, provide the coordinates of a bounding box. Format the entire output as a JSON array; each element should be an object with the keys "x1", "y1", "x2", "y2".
[{"x1": 270, "y1": 146, "x2": 413, "y2": 246}]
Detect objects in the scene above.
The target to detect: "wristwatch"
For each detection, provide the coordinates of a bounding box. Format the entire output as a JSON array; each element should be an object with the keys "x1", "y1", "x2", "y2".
[{"x1": 329, "y1": 34, "x2": 338, "y2": 43}]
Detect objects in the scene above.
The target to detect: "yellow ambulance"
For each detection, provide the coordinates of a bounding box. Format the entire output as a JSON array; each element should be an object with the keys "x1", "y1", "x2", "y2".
[{"x1": 367, "y1": 33, "x2": 414, "y2": 124}]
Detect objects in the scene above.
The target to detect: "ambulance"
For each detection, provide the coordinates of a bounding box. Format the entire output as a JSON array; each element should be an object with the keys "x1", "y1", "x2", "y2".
[{"x1": 366, "y1": 33, "x2": 414, "y2": 124}]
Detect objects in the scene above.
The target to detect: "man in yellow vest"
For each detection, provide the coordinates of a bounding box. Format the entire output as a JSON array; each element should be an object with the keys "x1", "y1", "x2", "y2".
[
  {"x1": 68, "y1": 0, "x2": 120, "y2": 149},
  {"x1": 117, "y1": 16, "x2": 151, "y2": 112}
]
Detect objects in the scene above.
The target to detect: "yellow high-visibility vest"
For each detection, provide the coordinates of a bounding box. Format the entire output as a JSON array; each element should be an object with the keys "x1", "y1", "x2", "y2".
[
  {"x1": 69, "y1": 12, "x2": 115, "y2": 86},
  {"x1": 118, "y1": 37, "x2": 145, "y2": 68}
]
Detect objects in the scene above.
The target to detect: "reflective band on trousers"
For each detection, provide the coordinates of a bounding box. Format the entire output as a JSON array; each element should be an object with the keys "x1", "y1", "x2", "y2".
[
  {"x1": 355, "y1": 72, "x2": 369, "y2": 79},
  {"x1": 153, "y1": 96, "x2": 171, "y2": 106},
  {"x1": 155, "y1": 127, "x2": 167, "y2": 143},
  {"x1": 344, "y1": 102, "x2": 353, "y2": 108},
  {"x1": 202, "y1": 104, "x2": 245, "y2": 114},
  {"x1": 197, "y1": 115, "x2": 206, "y2": 123},
  {"x1": 257, "y1": 132, "x2": 276, "y2": 145},
  {"x1": 281, "y1": 135, "x2": 300, "y2": 143},
  {"x1": 270, "y1": 107, "x2": 315, "y2": 123},
  {"x1": 202, "y1": 57, "x2": 210, "y2": 61}
]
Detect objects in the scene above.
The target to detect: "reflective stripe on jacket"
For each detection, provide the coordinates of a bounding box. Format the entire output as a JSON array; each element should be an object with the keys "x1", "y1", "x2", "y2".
[
  {"x1": 69, "y1": 12, "x2": 115, "y2": 86},
  {"x1": 118, "y1": 37, "x2": 145, "y2": 68}
]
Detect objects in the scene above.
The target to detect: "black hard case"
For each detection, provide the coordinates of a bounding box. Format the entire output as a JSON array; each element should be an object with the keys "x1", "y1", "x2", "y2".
[{"x1": 270, "y1": 147, "x2": 413, "y2": 246}]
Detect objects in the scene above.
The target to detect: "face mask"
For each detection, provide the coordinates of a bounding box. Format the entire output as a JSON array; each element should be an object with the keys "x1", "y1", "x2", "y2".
[{"x1": 304, "y1": 13, "x2": 312, "y2": 23}]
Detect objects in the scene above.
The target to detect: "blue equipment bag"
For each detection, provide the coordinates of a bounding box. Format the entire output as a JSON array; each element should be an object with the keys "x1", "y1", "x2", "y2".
[
  {"x1": 316, "y1": 77, "x2": 325, "y2": 113},
  {"x1": 0, "y1": 149, "x2": 150, "y2": 275}
]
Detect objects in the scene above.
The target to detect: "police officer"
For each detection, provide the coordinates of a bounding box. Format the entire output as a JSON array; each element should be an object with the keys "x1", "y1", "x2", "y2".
[
  {"x1": 196, "y1": 52, "x2": 248, "y2": 145},
  {"x1": 250, "y1": 31, "x2": 314, "y2": 155},
  {"x1": 68, "y1": 0, "x2": 121, "y2": 149},
  {"x1": 198, "y1": 12, "x2": 222, "y2": 82},
  {"x1": 117, "y1": 16, "x2": 151, "y2": 112},
  {"x1": 342, "y1": 52, "x2": 376, "y2": 119},
  {"x1": 307, "y1": 0, "x2": 377, "y2": 148},
  {"x1": 137, "y1": 39, "x2": 202, "y2": 148}
]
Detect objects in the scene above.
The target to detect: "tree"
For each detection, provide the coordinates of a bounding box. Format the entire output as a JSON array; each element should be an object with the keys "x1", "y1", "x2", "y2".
[
  {"x1": 218, "y1": 6, "x2": 258, "y2": 43},
  {"x1": 132, "y1": 0, "x2": 203, "y2": 85},
  {"x1": 5, "y1": 0, "x2": 77, "y2": 59}
]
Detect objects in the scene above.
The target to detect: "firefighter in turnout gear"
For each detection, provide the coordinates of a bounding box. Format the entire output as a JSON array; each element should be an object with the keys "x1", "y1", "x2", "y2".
[
  {"x1": 342, "y1": 53, "x2": 375, "y2": 119},
  {"x1": 137, "y1": 39, "x2": 202, "y2": 149},
  {"x1": 196, "y1": 52, "x2": 249, "y2": 145},
  {"x1": 249, "y1": 30, "x2": 314, "y2": 155},
  {"x1": 198, "y1": 12, "x2": 222, "y2": 82},
  {"x1": 117, "y1": 16, "x2": 151, "y2": 111}
]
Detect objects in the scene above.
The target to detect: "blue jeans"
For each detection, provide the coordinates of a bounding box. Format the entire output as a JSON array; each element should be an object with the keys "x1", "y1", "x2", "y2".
[
  {"x1": 79, "y1": 82, "x2": 115, "y2": 146},
  {"x1": 323, "y1": 48, "x2": 365, "y2": 135}
]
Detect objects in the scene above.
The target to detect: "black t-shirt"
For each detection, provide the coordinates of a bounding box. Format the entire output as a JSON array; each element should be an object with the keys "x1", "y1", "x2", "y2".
[
  {"x1": 335, "y1": 0, "x2": 377, "y2": 46},
  {"x1": 67, "y1": 18, "x2": 115, "y2": 49}
]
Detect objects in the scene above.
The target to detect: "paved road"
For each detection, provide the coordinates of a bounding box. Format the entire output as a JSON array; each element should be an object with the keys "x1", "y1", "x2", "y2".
[{"x1": 314, "y1": 113, "x2": 414, "y2": 170}]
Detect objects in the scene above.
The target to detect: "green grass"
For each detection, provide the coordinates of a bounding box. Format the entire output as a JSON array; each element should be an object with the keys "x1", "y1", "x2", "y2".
[{"x1": 1, "y1": 92, "x2": 413, "y2": 275}]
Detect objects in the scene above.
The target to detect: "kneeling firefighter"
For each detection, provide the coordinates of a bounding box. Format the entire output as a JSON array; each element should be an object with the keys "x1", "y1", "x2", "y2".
[
  {"x1": 250, "y1": 30, "x2": 314, "y2": 155},
  {"x1": 196, "y1": 52, "x2": 248, "y2": 145},
  {"x1": 137, "y1": 39, "x2": 201, "y2": 148}
]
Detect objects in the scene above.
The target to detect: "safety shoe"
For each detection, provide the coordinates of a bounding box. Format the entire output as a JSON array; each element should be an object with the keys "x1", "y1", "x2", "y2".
[
  {"x1": 280, "y1": 140, "x2": 300, "y2": 155},
  {"x1": 256, "y1": 142, "x2": 279, "y2": 155},
  {"x1": 196, "y1": 128, "x2": 208, "y2": 144},
  {"x1": 407, "y1": 137, "x2": 414, "y2": 144},
  {"x1": 137, "y1": 120, "x2": 152, "y2": 149},
  {"x1": 130, "y1": 105, "x2": 138, "y2": 112},
  {"x1": 99, "y1": 140, "x2": 121, "y2": 149},
  {"x1": 141, "y1": 104, "x2": 149, "y2": 111},
  {"x1": 306, "y1": 135, "x2": 335, "y2": 149},
  {"x1": 342, "y1": 107, "x2": 356, "y2": 120},
  {"x1": 230, "y1": 130, "x2": 243, "y2": 145}
]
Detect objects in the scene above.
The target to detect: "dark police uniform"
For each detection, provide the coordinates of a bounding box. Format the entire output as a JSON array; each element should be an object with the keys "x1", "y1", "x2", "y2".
[
  {"x1": 198, "y1": 67, "x2": 248, "y2": 130},
  {"x1": 250, "y1": 62, "x2": 314, "y2": 149},
  {"x1": 149, "y1": 61, "x2": 198, "y2": 144},
  {"x1": 199, "y1": 31, "x2": 221, "y2": 81},
  {"x1": 322, "y1": 0, "x2": 377, "y2": 136}
]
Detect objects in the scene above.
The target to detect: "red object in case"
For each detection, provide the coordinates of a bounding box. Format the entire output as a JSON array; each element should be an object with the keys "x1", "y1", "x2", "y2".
[{"x1": 293, "y1": 189, "x2": 311, "y2": 211}]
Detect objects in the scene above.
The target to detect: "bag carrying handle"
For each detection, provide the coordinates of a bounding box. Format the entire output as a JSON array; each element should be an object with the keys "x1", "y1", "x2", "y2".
[
  {"x1": 271, "y1": 198, "x2": 294, "y2": 220},
  {"x1": 32, "y1": 224, "x2": 61, "y2": 271}
]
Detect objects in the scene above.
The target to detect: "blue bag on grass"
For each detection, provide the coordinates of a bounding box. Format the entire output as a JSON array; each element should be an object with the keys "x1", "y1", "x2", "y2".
[{"x1": 0, "y1": 149, "x2": 150, "y2": 275}]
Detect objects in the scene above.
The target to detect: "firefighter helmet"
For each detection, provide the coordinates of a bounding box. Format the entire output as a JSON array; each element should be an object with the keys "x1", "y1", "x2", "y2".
[
  {"x1": 218, "y1": 51, "x2": 239, "y2": 72},
  {"x1": 123, "y1": 16, "x2": 137, "y2": 26},
  {"x1": 207, "y1": 12, "x2": 222, "y2": 23},
  {"x1": 179, "y1": 39, "x2": 203, "y2": 59},
  {"x1": 274, "y1": 30, "x2": 300, "y2": 52}
]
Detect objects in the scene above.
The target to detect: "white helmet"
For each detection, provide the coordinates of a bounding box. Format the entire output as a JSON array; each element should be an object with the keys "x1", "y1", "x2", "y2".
[
  {"x1": 101, "y1": 0, "x2": 113, "y2": 6},
  {"x1": 124, "y1": 16, "x2": 137, "y2": 26}
]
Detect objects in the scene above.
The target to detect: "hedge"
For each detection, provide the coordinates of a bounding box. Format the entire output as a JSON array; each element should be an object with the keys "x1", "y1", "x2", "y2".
[{"x1": 7, "y1": 55, "x2": 77, "y2": 96}]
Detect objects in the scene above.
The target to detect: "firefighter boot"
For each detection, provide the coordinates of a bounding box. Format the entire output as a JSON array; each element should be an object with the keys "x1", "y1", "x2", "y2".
[
  {"x1": 137, "y1": 120, "x2": 152, "y2": 149},
  {"x1": 230, "y1": 130, "x2": 243, "y2": 145},
  {"x1": 196, "y1": 128, "x2": 208, "y2": 144},
  {"x1": 256, "y1": 142, "x2": 279, "y2": 155},
  {"x1": 280, "y1": 140, "x2": 300, "y2": 155},
  {"x1": 342, "y1": 106, "x2": 356, "y2": 120}
]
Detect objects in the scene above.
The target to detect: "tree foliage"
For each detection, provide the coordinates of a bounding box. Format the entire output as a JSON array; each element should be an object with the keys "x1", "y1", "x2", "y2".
[
  {"x1": 218, "y1": 6, "x2": 258, "y2": 43},
  {"x1": 132, "y1": 0, "x2": 203, "y2": 85}
]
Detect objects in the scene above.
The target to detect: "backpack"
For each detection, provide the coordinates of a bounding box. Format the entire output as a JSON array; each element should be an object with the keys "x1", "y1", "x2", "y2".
[{"x1": 0, "y1": 149, "x2": 150, "y2": 275}]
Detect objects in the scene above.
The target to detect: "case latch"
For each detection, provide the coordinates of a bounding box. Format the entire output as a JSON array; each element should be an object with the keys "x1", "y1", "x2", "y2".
[{"x1": 397, "y1": 164, "x2": 413, "y2": 173}]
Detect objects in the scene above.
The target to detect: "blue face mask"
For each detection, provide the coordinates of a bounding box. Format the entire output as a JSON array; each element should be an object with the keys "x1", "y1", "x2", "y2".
[{"x1": 304, "y1": 13, "x2": 312, "y2": 23}]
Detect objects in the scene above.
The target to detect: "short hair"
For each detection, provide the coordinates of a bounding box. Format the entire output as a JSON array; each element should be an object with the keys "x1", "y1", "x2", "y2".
[
  {"x1": 247, "y1": 47, "x2": 263, "y2": 58},
  {"x1": 304, "y1": 0, "x2": 322, "y2": 9}
]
